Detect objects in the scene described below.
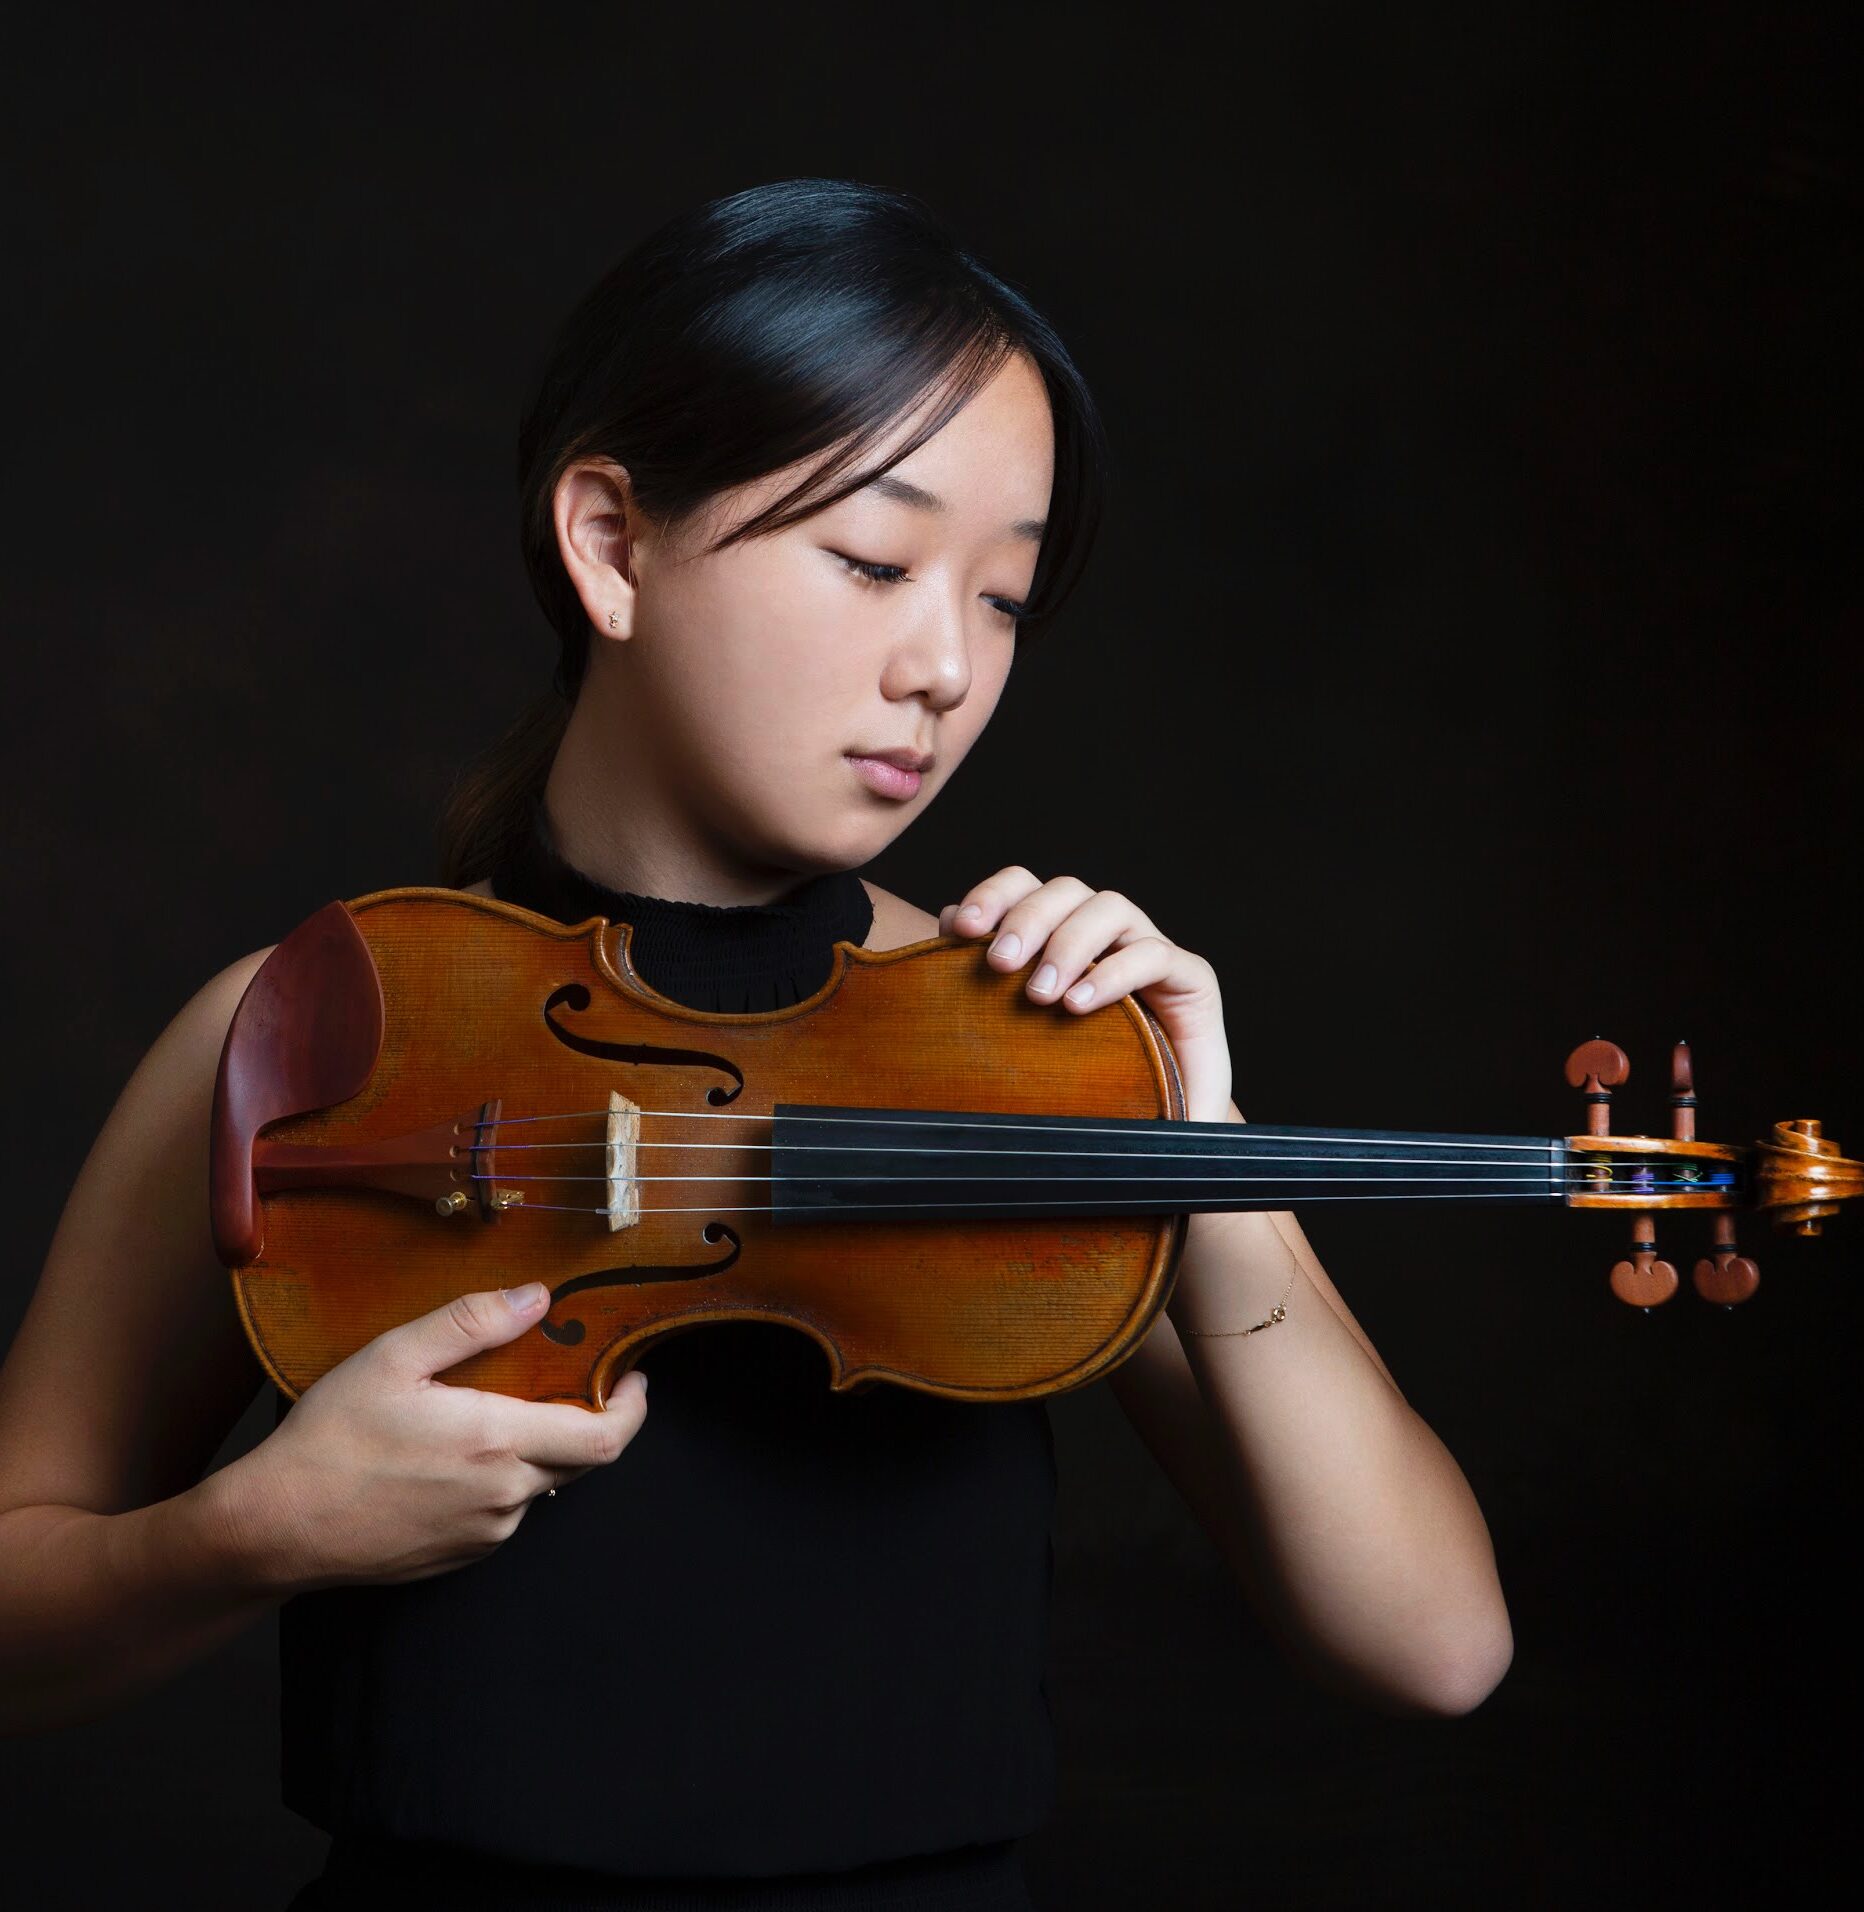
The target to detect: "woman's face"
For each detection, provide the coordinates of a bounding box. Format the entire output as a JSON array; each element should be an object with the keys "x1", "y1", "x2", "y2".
[{"x1": 574, "y1": 349, "x2": 1055, "y2": 877}]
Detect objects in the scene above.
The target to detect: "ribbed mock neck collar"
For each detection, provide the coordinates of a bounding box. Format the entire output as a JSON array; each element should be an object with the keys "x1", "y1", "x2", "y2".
[{"x1": 487, "y1": 799, "x2": 875, "y2": 1015}]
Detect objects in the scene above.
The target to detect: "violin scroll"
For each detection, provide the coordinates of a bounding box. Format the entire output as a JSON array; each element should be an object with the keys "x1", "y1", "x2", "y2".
[{"x1": 1751, "y1": 1118, "x2": 1864, "y2": 1237}]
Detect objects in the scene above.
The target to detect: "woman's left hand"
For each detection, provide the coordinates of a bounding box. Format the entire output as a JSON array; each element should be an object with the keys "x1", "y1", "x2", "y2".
[{"x1": 938, "y1": 867, "x2": 1235, "y2": 1126}]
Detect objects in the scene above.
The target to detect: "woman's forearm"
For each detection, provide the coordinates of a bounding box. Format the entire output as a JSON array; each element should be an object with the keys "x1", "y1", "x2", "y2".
[
  {"x1": 1167, "y1": 1202, "x2": 1513, "y2": 1716},
  {"x1": 0, "y1": 1462, "x2": 280, "y2": 1735}
]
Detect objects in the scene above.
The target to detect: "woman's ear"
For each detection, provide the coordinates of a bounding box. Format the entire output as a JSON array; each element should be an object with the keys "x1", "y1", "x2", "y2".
[{"x1": 553, "y1": 457, "x2": 645, "y2": 640}]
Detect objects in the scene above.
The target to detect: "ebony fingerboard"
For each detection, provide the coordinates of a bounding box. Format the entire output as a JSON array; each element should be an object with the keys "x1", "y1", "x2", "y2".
[{"x1": 769, "y1": 1106, "x2": 1567, "y2": 1223}]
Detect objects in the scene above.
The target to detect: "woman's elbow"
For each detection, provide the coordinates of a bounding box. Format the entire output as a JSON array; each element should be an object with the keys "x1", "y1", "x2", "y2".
[
  {"x1": 1409, "y1": 1604, "x2": 1514, "y2": 1717},
  {"x1": 1290, "y1": 1596, "x2": 1514, "y2": 1718}
]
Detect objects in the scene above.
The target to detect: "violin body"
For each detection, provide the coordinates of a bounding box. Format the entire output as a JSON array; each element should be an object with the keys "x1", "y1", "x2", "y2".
[{"x1": 213, "y1": 888, "x2": 1188, "y2": 1408}]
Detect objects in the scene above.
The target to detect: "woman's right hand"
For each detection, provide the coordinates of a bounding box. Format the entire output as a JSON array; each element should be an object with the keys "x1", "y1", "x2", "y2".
[{"x1": 217, "y1": 1282, "x2": 649, "y2": 1593}]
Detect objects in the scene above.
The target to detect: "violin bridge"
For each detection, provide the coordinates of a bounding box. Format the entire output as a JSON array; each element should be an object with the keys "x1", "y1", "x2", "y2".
[{"x1": 605, "y1": 1090, "x2": 640, "y2": 1233}]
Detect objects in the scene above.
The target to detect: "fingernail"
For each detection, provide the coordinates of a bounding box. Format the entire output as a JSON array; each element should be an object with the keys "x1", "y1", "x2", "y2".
[
  {"x1": 958, "y1": 903, "x2": 984, "y2": 924},
  {"x1": 1031, "y1": 963, "x2": 1058, "y2": 993},
  {"x1": 990, "y1": 931, "x2": 1021, "y2": 961},
  {"x1": 502, "y1": 1282, "x2": 547, "y2": 1313},
  {"x1": 1065, "y1": 981, "x2": 1095, "y2": 1005}
]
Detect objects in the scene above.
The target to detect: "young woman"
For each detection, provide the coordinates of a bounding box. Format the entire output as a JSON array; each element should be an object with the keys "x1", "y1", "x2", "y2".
[{"x1": 0, "y1": 180, "x2": 1511, "y2": 1909}]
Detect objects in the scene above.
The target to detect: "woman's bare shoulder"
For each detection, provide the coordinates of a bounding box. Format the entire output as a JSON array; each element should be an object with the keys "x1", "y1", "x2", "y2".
[{"x1": 858, "y1": 878, "x2": 941, "y2": 953}]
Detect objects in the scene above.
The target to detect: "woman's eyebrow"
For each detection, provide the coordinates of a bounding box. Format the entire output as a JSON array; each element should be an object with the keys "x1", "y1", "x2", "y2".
[{"x1": 864, "y1": 471, "x2": 1046, "y2": 543}]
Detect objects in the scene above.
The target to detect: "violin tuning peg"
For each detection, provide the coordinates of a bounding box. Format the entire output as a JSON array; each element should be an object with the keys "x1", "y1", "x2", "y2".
[
  {"x1": 1692, "y1": 1212, "x2": 1760, "y2": 1306},
  {"x1": 1610, "y1": 1213, "x2": 1679, "y2": 1308},
  {"x1": 1669, "y1": 1040, "x2": 1697, "y2": 1142},
  {"x1": 1566, "y1": 1038, "x2": 1631, "y2": 1138}
]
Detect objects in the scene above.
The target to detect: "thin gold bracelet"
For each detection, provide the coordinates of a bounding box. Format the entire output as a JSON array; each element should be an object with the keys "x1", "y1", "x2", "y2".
[{"x1": 1176, "y1": 1235, "x2": 1300, "y2": 1338}]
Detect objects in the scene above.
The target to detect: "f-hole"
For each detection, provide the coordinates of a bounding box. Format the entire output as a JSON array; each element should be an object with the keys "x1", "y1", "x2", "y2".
[
  {"x1": 541, "y1": 1221, "x2": 742, "y2": 1345},
  {"x1": 541, "y1": 982, "x2": 745, "y2": 1105}
]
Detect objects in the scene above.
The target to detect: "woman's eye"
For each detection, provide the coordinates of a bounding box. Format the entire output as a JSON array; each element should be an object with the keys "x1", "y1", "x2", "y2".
[
  {"x1": 831, "y1": 551, "x2": 1026, "y2": 624},
  {"x1": 834, "y1": 553, "x2": 910, "y2": 585}
]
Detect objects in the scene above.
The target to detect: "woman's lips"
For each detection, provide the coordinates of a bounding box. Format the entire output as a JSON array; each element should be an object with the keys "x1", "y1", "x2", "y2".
[{"x1": 846, "y1": 755, "x2": 922, "y2": 800}]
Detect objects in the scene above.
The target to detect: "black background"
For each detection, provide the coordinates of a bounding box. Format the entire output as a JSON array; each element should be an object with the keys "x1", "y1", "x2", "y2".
[{"x1": 3, "y1": 5, "x2": 1857, "y2": 1906}]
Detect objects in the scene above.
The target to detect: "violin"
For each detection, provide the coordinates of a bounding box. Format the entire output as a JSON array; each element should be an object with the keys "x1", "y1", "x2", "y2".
[{"x1": 211, "y1": 887, "x2": 1862, "y2": 1407}]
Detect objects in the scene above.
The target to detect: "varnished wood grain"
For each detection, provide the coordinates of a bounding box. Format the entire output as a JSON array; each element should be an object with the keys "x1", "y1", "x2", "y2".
[{"x1": 226, "y1": 888, "x2": 1186, "y2": 1409}]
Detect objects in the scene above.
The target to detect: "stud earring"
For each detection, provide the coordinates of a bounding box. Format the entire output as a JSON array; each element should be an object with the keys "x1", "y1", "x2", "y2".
[{"x1": 608, "y1": 611, "x2": 619, "y2": 630}]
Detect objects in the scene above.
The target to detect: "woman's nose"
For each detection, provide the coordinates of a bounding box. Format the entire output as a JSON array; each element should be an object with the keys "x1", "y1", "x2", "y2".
[{"x1": 890, "y1": 589, "x2": 975, "y2": 708}]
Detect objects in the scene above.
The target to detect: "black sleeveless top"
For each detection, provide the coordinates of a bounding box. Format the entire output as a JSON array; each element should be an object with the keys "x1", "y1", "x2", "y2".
[{"x1": 278, "y1": 805, "x2": 1057, "y2": 1910}]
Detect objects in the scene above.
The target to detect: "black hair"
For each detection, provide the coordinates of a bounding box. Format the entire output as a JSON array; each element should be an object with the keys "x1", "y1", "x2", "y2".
[{"x1": 438, "y1": 177, "x2": 1109, "y2": 886}]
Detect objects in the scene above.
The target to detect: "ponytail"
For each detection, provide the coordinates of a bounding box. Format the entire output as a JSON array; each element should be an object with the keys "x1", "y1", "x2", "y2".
[{"x1": 435, "y1": 690, "x2": 571, "y2": 888}]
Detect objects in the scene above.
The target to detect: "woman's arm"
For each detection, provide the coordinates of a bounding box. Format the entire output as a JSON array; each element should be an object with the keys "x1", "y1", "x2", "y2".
[
  {"x1": 0, "y1": 1472, "x2": 285, "y2": 1734},
  {"x1": 0, "y1": 951, "x2": 288, "y2": 1731},
  {"x1": 1108, "y1": 1155, "x2": 1514, "y2": 1717},
  {"x1": 929, "y1": 870, "x2": 1512, "y2": 1717},
  {"x1": 0, "y1": 948, "x2": 647, "y2": 1736}
]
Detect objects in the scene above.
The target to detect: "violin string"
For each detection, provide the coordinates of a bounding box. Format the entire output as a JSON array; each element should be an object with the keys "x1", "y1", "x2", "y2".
[
  {"x1": 475, "y1": 1107, "x2": 1590, "y2": 1153},
  {"x1": 470, "y1": 1134, "x2": 1705, "y2": 1179},
  {"x1": 465, "y1": 1169, "x2": 1714, "y2": 1186},
  {"x1": 479, "y1": 1132, "x2": 1670, "y2": 1170},
  {"x1": 477, "y1": 1191, "x2": 1654, "y2": 1217},
  {"x1": 490, "y1": 1138, "x2": 1568, "y2": 1162}
]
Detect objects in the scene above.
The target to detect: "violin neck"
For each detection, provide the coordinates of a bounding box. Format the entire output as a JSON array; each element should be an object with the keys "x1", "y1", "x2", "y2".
[{"x1": 770, "y1": 1105, "x2": 1571, "y2": 1223}]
